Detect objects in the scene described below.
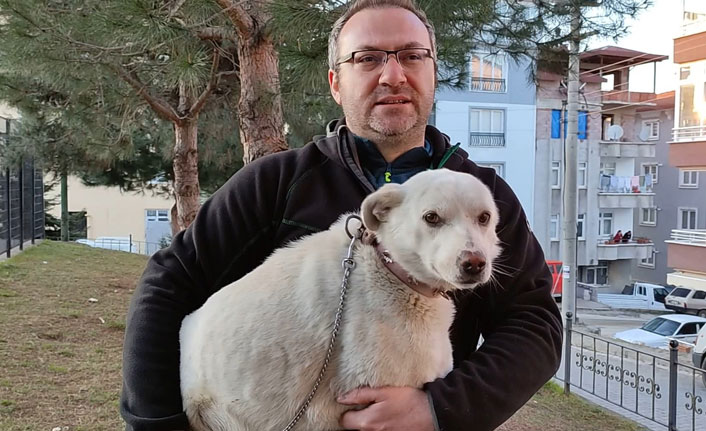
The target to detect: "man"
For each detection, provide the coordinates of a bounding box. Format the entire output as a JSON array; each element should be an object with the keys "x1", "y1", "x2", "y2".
[{"x1": 120, "y1": 1, "x2": 563, "y2": 430}]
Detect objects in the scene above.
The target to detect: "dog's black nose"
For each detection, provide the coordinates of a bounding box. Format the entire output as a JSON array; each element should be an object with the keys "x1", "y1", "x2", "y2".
[{"x1": 458, "y1": 251, "x2": 486, "y2": 282}]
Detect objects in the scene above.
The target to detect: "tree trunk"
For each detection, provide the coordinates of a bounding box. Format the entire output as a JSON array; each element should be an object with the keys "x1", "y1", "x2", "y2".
[
  {"x1": 173, "y1": 119, "x2": 200, "y2": 231},
  {"x1": 235, "y1": 12, "x2": 288, "y2": 164}
]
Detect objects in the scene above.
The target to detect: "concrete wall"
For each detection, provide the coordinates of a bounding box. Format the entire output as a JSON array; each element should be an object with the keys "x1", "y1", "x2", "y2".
[{"x1": 46, "y1": 175, "x2": 173, "y2": 242}]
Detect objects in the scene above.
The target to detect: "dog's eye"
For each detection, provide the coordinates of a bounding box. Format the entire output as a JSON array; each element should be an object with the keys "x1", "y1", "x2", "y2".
[
  {"x1": 423, "y1": 211, "x2": 441, "y2": 225},
  {"x1": 478, "y1": 212, "x2": 491, "y2": 225}
]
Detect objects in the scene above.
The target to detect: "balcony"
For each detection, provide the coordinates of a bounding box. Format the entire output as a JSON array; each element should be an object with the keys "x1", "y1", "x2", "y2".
[
  {"x1": 596, "y1": 239, "x2": 654, "y2": 261},
  {"x1": 601, "y1": 91, "x2": 657, "y2": 106},
  {"x1": 666, "y1": 229, "x2": 706, "y2": 276},
  {"x1": 599, "y1": 140, "x2": 656, "y2": 158},
  {"x1": 598, "y1": 175, "x2": 655, "y2": 208},
  {"x1": 669, "y1": 126, "x2": 706, "y2": 169},
  {"x1": 469, "y1": 132, "x2": 505, "y2": 147},
  {"x1": 470, "y1": 77, "x2": 506, "y2": 92}
]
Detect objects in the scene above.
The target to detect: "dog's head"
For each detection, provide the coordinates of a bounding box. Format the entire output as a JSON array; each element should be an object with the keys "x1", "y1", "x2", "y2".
[{"x1": 361, "y1": 169, "x2": 501, "y2": 292}]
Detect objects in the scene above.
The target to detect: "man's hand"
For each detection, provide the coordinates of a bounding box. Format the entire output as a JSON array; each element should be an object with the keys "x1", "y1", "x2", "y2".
[{"x1": 337, "y1": 386, "x2": 435, "y2": 431}]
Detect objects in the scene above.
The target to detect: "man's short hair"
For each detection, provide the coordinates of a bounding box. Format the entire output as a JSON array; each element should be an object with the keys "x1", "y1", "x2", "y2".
[{"x1": 328, "y1": 0, "x2": 437, "y2": 71}]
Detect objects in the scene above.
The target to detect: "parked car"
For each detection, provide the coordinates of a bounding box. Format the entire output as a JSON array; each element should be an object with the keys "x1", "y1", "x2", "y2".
[
  {"x1": 665, "y1": 287, "x2": 706, "y2": 317},
  {"x1": 596, "y1": 282, "x2": 670, "y2": 311},
  {"x1": 693, "y1": 324, "x2": 706, "y2": 386},
  {"x1": 614, "y1": 314, "x2": 706, "y2": 349}
]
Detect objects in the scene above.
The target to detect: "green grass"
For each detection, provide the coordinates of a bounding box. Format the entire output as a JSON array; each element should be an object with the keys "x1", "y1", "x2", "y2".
[
  {"x1": 0, "y1": 241, "x2": 147, "y2": 431},
  {"x1": 0, "y1": 241, "x2": 646, "y2": 430}
]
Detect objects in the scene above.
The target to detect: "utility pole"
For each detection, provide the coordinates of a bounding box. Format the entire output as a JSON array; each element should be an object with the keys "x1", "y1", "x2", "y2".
[{"x1": 561, "y1": 4, "x2": 581, "y2": 322}]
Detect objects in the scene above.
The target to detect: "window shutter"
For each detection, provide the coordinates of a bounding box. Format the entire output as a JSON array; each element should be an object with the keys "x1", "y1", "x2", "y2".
[
  {"x1": 551, "y1": 110, "x2": 561, "y2": 138},
  {"x1": 578, "y1": 111, "x2": 588, "y2": 139}
]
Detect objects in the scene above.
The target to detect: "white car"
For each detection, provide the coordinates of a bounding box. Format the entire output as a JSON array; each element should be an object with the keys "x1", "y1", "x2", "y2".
[
  {"x1": 614, "y1": 314, "x2": 706, "y2": 349},
  {"x1": 693, "y1": 325, "x2": 706, "y2": 386}
]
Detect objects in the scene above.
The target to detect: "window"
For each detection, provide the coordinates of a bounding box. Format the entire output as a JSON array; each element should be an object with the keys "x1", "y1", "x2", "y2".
[
  {"x1": 577, "y1": 214, "x2": 585, "y2": 240},
  {"x1": 680, "y1": 84, "x2": 699, "y2": 127},
  {"x1": 599, "y1": 212, "x2": 613, "y2": 237},
  {"x1": 146, "y1": 209, "x2": 169, "y2": 222},
  {"x1": 551, "y1": 161, "x2": 561, "y2": 188},
  {"x1": 642, "y1": 163, "x2": 659, "y2": 184},
  {"x1": 469, "y1": 53, "x2": 506, "y2": 92},
  {"x1": 641, "y1": 120, "x2": 660, "y2": 140},
  {"x1": 678, "y1": 207, "x2": 697, "y2": 229},
  {"x1": 550, "y1": 214, "x2": 559, "y2": 240},
  {"x1": 679, "y1": 170, "x2": 699, "y2": 188},
  {"x1": 477, "y1": 162, "x2": 505, "y2": 178},
  {"x1": 677, "y1": 323, "x2": 700, "y2": 336},
  {"x1": 680, "y1": 66, "x2": 691, "y2": 80},
  {"x1": 670, "y1": 288, "x2": 692, "y2": 298},
  {"x1": 469, "y1": 109, "x2": 505, "y2": 146},
  {"x1": 578, "y1": 162, "x2": 587, "y2": 188},
  {"x1": 693, "y1": 291, "x2": 706, "y2": 300},
  {"x1": 583, "y1": 265, "x2": 608, "y2": 285},
  {"x1": 640, "y1": 208, "x2": 657, "y2": 226},
  {"x1": 550, "y1": 110, "x2": 588, "y2": 139},
  {"x1": 639, "y1": 251, "x2": 656, "y2": 268},
  {"x1": 600, "y1": 162, "x2": 616, "y2": 176}
]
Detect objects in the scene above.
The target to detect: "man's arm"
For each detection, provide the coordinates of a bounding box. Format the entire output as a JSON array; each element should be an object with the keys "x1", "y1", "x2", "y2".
[
  {"x1": 120, "y1": 157, "x2": 286, "y2": 431},
  {"x1": 425, "y1": 175, "x2": 563, "y2": 431}
]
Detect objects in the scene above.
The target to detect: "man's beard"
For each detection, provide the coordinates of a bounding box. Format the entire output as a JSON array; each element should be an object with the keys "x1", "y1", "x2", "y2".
[{"x1": 342, "y1": 90, "x2": 431, "y2": 138}]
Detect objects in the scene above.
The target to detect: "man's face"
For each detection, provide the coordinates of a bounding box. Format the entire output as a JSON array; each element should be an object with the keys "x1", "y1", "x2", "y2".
[{"x1": 329, "y1": 8, "x2": 436, "y2": 139}]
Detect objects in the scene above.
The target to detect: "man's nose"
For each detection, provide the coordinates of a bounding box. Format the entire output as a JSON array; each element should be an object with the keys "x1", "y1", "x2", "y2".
[{"x1": 378, "y1": 55, "x2": 407, "y2": 87}]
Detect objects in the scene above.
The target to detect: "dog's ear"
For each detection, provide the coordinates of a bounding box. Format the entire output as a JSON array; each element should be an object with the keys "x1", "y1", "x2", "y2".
[{"x1": 361, "y1": 184, "x2": 405, "y2": 232}]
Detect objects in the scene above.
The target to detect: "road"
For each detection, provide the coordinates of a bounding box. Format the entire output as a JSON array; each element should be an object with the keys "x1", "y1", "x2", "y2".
[{"x1": 557, "y1": 305, "x2": 706, "y2": 431}]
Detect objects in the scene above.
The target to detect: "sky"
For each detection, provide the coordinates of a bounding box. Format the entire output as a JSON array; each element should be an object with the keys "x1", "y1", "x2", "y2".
[{"x1": 587, "y1": 0, "x2": 680, "y2": 94}]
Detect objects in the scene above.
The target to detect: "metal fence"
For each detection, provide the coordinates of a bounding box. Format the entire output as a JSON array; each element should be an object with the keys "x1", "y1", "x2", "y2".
[
  {"x1": 0, "y1": 160, "x2": 45, "y2": 257},
  {"x1": 72, "y1": 235, "x2": 168, "y2": 256},
  {"x1": 557, "y1": 312, "x2": 705, "y2": 431}
]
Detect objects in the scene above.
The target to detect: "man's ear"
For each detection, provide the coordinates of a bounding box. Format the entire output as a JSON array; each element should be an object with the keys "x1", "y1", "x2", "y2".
[
  {"x1": 361, "y1": 184, "x2": 405, "y2": 232},
  {"x1": 329, "y1": 69, "x2": 342, "y2": 105}
]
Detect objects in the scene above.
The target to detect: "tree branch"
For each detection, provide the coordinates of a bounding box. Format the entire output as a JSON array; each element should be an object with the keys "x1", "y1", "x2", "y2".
[
  {"x1": 189, "y1": 48, "x2": 221, "y2": 117},
  {"x1": 113, "y1": 65, "x2": 182, "y2": 123},
  {"x1": 215, "y1": 0, "x2": 253, "y2": 35}
]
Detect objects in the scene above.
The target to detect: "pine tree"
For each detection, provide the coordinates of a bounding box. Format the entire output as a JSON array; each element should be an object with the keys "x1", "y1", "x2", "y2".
[{"x1": 0, "y1": 0, "x2": 241, "y2": 230}]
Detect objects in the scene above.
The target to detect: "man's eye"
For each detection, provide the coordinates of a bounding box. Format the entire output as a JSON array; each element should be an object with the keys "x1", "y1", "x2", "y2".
[
  {"x1": 357, "y1": 55, "x2": 380, "y2": 63},
  {"x1": 401, "y1": 54, "x2": 423, "y2": 62}
]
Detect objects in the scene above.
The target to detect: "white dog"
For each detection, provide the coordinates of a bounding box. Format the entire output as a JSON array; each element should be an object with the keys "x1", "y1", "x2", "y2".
[{"x1": 179, "y1": 169, "x2": 501, "y2": 431}]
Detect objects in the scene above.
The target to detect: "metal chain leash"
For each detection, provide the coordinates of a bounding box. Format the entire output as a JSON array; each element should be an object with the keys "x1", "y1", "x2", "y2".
[{"x1": 280, "y1": 215, "x2": 363, "y2": 431}]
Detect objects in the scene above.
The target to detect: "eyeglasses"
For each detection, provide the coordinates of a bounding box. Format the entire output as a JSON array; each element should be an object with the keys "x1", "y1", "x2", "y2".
[{"x1": 336, "y1": 48, "x2": 434, "y2": 73}]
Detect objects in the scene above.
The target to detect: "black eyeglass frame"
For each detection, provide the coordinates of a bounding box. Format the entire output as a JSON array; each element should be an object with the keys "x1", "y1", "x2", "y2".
[{"x1": 335, "y1": 48, "x2": 435, "y2": 67}]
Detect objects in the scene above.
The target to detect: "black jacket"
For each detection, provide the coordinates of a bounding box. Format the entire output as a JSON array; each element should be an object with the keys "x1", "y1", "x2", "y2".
[{"x1": 120, "y1": 119, "x2": 563, "y2": 431}]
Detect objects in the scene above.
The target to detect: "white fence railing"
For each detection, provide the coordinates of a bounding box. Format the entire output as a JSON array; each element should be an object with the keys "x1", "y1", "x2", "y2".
[
  {"x1": 670, "y1": 229, "x2": 706, "y2": 245},
  {"x1": 672, "y1": 125, "x2": 706, "y2": 142}
]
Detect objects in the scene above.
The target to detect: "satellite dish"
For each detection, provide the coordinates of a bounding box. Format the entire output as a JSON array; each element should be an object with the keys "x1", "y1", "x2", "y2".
[
  {"x1": 638, "y1": 127, "x2": 650, "y2": 142},
  {"x1": 607, "y1": 125, "x2": 624, "y2": 141}
]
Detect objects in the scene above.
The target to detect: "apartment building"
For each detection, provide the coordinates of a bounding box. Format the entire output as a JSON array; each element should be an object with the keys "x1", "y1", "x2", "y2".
[
  {"x1": 665, "y1": 0, "x2": 706, "y2": 291},
  {"x1": 434, "y1": 53, "x2": 537, "y2": 223},
  {"x1": 535, "y1": 46, "x2": 666, "y2": 292},
  {"x1": 630, "y1": 92, "x2": 685, "y2": 285}
]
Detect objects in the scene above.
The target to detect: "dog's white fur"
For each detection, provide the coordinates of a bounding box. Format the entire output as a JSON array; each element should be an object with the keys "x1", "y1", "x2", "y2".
[{"x1": 179, "y1": 169, "x2": 501, "y2": 431}]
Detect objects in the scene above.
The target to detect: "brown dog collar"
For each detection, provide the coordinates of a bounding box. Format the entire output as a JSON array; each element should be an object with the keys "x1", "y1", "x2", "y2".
[{"x1": 361, "y1": 230, "x2": 447, "y2": 299}]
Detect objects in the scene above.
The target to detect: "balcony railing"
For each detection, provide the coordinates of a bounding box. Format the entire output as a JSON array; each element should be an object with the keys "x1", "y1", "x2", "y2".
[
  {"x1": 672, "y1": 125, "x2": 706, "y2": 142},
  {"x1": 470, "y1": 77, "x2": 506, "y2": 92},
  {"x1": 599, "y1": 174, "x2": 653, "y2": 193},
  {"x1": 669, "y1": 229, "x2": 706, "y2": 246},
  {"x1": 469, "y1": 132, "x2": 505, "y2": 147}
]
